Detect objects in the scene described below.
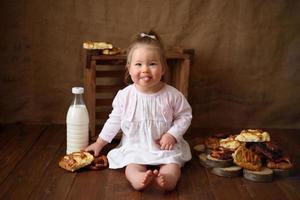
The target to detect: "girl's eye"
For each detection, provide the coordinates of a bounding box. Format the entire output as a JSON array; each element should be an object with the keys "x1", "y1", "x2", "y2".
[
  {"x1": 149, "y1": 62, "x2": 157, "y2": 67},
  {"x1": 135, "y1": 63, "x2": 142, "y2": 67}
]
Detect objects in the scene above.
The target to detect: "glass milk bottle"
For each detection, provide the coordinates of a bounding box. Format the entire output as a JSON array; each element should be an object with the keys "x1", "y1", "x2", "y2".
[{"x1": 66, "y1": 87, "x2": 89, "y2": 154}]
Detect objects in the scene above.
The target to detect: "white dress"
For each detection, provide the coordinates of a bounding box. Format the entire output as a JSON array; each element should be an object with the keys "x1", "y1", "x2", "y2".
[{"x1": 99, "y1": 84, "x2": 192, "y2": 169}]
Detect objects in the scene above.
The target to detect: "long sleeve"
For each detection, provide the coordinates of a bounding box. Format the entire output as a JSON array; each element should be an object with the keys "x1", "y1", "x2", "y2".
[
  {"x1": 167, "y1": 92, "x2": 192, "y2": 141},
  {"x1": 99, "y1": 91, "x2": 123, "y2": 143}
]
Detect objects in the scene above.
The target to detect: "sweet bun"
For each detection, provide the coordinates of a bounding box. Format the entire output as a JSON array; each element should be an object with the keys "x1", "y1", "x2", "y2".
[
  {"x1": 235, "y1": 129, "x2": 270, "y2": 142},
  {"x1": 59, "y1": 151, "x2": 94, "y2": 172},
  {"x1": 83, "y1": 41, "x2": 113, "y2": 50},
  {"x1": 219, "y1": 135, "x2": 241, "y2": 151}
]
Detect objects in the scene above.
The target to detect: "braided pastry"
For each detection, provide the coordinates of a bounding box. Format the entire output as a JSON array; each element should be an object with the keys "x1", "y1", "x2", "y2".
[{"x1": 232, "y1": 146, "x2": 262, "y2": 171}]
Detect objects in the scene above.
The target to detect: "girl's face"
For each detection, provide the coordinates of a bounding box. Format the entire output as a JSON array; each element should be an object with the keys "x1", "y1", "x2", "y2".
[{"x1": 128, "y1": 45, "x2": 165, "y2": 93}]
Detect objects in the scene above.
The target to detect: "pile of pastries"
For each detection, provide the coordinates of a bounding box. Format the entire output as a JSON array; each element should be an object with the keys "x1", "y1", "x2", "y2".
[
  {"x1": 83, "y1": 41, "x2": 122, "y2": 55},
  {"x1": 203, "y1": 129, "x2": 293, "y2": 171}
]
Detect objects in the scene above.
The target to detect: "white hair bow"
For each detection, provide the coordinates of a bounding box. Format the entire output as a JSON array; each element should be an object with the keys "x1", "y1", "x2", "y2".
[{"x1": 140, "y1": 33, "x2": 156, "y2": 40}]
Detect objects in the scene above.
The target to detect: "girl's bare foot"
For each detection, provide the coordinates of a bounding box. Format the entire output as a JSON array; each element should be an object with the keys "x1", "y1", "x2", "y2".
[
  {"x1": 153, "y1": 169, "x2": 159, "y2": 176},
  {"x1": 141, "y1": 170, "x2": 154, "y2": 186},
  {"x1": 155, "y1": 172, "x2": 167, "y2": 188},
  {"x1": 132, "y1": 170, "x2": 154, "y2": 190}
]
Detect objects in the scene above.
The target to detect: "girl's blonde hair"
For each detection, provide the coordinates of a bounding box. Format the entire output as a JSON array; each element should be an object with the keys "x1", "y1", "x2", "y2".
[{"x1": 124, "y1": 30, "x2": 168, "y2": 84}]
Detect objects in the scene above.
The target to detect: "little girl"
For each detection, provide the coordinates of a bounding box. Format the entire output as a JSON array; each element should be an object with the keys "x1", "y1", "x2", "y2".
[{"x1": 85, "y1": 31, "x2": 192, "y2": 191}]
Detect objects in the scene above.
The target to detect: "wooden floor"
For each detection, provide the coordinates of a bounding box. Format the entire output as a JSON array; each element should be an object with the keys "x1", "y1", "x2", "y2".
[{"x1": 0, "y1": 123, "x2": 299, "y2": 200}]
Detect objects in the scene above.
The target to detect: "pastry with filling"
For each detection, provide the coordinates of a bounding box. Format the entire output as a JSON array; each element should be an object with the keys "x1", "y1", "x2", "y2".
[
  {"x1": 267, "y1": 156, "x2": 293, "y2": 169},
  {"x1": 59, "y1": 151, "x2": 94, "y2": 172},
  {"x1": 210, "y1": 148, "x2": 233, "y2": 160},
  {"x1": 102, "y1": 47, "x2": 121, "y2": 55},
  {"x1": 247, "y1": 142, "x2": 282, "y2": 160},
  {"x1": 204, "y1": 136, "x2": 220, "y2": 150},
  {"x1": 219, "y1": 135, "x2": 241, "y2": 151},
  {"x1": 83, "y1": 41, "x2": 113, "y2": 50},
  {"x1": 232, "y1": 146, "x2": 262, "y2": 171},
  {"x1": 235, "y1": 129, "x2": 270, "y2": 142}
]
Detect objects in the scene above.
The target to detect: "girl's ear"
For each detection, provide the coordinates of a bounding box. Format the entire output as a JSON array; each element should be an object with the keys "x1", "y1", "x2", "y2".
[
  {"x1": 126, "y1": 64, "x2": 131, "y2": 75},
  {"x1": 161, "y1": 65, "x2": 166, "y2": 75}
]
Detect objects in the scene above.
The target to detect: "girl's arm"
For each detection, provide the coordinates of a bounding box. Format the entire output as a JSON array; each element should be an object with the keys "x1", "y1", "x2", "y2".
[
  {"x1": 85, "y1": 137, "x2": 108, "y2": 156},
  {"x1": 85, "y1": 90, "x2": 123, "y2": 156},
  {"x1": 167, "y1": 92, "x2": 192, "y2": 142}
]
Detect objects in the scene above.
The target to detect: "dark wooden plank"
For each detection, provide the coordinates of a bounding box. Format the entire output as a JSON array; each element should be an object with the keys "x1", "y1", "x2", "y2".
[
  {"x1": 0, "y1": 125, "x2": 64, "y2": 199},
  {"x1": 275, "y1": 176, "x2": 300, "y2": 200},
  {"x1": 96, "y1": 70, "x2": 124, "y2": 77},
  {"x1": 241, "y1": 179, "x2": 289, "y2": 200},
  {"x1": 103, "y1": 168, "x2": 141, "y2": 200},
  {"x1": 96, "y1": 84, "x2": 125, "y2": 93},
  {"x1": 0, "y1": 123, "x2": 47, "y2": 184},
  {"x1": 91, "y1": 51, "x2": 189, "y2": 61},
  {"x1": 96, "y1": 111, "x2": 110, "y2": 119},
  {"x1": 206, "y1": 169, "x2": 252, "y2": 200},
  {"x1": 66, "y1": 169, "x2": 109, "y2": 200},
  {"x1": 177, "y1": 157, "x2": 214, "y2": 200},
  {"x1": 96, "y1": 98, "x2": 114, "y2": 106},
  {"x1": 85, "y1": 59, "x2": 96, "y2": 137},
  {"x1": 67, "y1": 168, "x2": 141, "y2": 200},
  {"x1": 0, "y1": 124, "x2": 19, "y2": 151},
  {"x1": 142, "y1": 186, "x2": 177, "y2": 200},
  {"x1": 29, "y1": 141, "x2": 77, "y2": 200}
]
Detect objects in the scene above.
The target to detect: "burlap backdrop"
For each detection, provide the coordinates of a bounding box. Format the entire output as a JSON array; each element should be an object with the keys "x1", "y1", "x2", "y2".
[{"x1": 0, "y1": 0, "x2": 299, "y2": 129}]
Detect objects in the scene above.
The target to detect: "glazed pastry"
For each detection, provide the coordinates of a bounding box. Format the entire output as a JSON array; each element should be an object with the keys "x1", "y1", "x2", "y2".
[
  {"x1": 59, "y1": 151, "x2": 94, "y2": 172},
  {"x1": 235, "y1": 129, "x2": 270, "y2": 142},
  {"x1": 232, "y1": 146, "x2": 262, "y2": 171}
]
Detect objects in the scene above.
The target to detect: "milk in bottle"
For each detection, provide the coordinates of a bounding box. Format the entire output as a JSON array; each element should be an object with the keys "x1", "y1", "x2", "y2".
[{"x1": 66, "y1": 87, "x2": 89, "y2": 154}]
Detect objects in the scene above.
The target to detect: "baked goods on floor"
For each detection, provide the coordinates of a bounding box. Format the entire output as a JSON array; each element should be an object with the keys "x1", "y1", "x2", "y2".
[
  {"x1": 235, "y1": 129, "x2": 270, "y2": 142},
  {"x1": 59, "y1": 151, "x2": 94, "y2": 172},
  {"x1": 59, "y1": 151, "x2": 108, "y2": 172},
  {"x1": 194, "y1": 129, "x2": 294, "y2": 182}
]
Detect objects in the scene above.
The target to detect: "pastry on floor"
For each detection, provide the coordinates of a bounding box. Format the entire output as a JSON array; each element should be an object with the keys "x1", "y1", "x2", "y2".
[
  {"x1": 89, "y1": 155, "x2": 109, "y2": 170},
  {"x1": 59, "y1": 151, "x2": 94, "y2": 172}
]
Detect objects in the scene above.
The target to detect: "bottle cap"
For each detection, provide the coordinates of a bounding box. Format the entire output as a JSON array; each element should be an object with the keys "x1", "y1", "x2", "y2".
[{"x1": 72, "y1": 87, "x2": 84, "y2": 94}]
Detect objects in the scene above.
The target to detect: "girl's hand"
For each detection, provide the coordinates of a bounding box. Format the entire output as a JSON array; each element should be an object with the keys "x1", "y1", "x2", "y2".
[
  {"x1": 157, "y1": 133, "x2": 177, "y2": 150},
  {"x1": 85, "y1": 137, "x2": 108, "y2": 157}
]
